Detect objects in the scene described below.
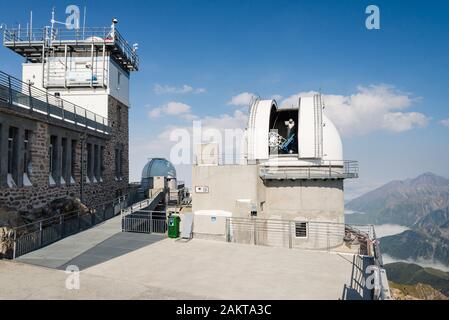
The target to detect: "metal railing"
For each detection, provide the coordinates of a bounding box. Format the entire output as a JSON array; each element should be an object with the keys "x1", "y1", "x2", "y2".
[
  {"x1": 121, "y1": 190, "x2": 163, "y2": 218},
  {"x1": 225, "y1": 216, "x2": 391, "y2": 300},
  {"x1": 193, "y1": 153, "x2": 358, "y2": 179},
  {"x1": 3, "y1": 27, "x2": 139, "y2": 70},
  {"x1": 0, "y1": 71, "x2": 111, "y2": 134},
  {"x1": 226, "y1": 217, "x2": 374, "y2": 254},
  {"x1": 259, "y1": 160, "x2": 359, "y2": 180},
  {"x1": 10, "y1": 194, "x2": 133, "y2": 258},
  {"x1": 122, "y1": 210, "x2": 167, "y2": 234}
]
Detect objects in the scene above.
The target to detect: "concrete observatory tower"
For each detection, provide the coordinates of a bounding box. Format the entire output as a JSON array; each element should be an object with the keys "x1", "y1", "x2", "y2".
[{"x1": 192, "y1": 94, "x2": 359, "y2": 247}]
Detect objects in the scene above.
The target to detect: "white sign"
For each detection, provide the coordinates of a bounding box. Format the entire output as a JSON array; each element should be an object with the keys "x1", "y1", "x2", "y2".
[{"x1": 195, "y1": 186, "x2": 209, "y2": 193}]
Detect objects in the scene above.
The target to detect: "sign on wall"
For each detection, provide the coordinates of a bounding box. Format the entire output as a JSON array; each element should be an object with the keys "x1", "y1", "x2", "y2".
[{"x1": 195, "y1": 186, "x2": 209, "y2": 193}]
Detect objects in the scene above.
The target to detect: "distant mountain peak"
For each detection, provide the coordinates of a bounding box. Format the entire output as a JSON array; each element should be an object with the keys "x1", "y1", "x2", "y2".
[
  {"x1": 409, "y1": 172, "x2": 449, "y2": 186},
  {"x1": 346, "y1": 172, "x2": 449, "y2": 226}
]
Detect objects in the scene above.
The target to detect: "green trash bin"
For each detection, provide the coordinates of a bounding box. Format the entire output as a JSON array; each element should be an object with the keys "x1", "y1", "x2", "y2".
[{"x1": 168, "y1": 215, "x2": 180, "y2": 238}]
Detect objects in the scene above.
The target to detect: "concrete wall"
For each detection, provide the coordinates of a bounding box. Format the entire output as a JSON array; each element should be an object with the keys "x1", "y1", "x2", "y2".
[
  {"x1": 191, "y1": 164, "x2": 345, "y2": 246},
  {"x1": 192, "y1": 164, "x2": 344, "y2": 222},
  {"x1": 192, "y1": 165, "x2": 261, "y2": 216},
  {"x1": 263, "y1": 179, "x2": 344, "y2": 223}
]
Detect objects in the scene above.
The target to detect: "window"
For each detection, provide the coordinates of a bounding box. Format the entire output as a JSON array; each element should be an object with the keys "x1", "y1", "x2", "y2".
[
  {"x1": 7, "y1": 127, "x2": 18, "y2": 187},
  {"x1": 295, "y1": 222, "x2": 308, "y2": 238},
  {"x1": 100, "y1": 146, "x2": 105, "y2": 181},
  {"x1": 49, "y1": 135, "x2": 58, "y2": 186},
  {"x1": 94, "y1": 144, "x2": 100, "y2": 182},
  {"x1": 70, "y1": 140, "x2": 77, "y2": 183},
  {"x1": 61, "y1": 138, "x2": 68, "y2": 185},
  {"x1": 87, "y1": 143, "x2": 93, "y2": 183},
  {"x1": 23, "y1": 130, "x2": 32, "y2": 186}
]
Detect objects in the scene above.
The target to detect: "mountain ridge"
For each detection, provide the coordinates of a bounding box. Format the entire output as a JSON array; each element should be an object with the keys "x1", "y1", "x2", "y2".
[
  {"x1": 346, "y1": 172, "x2": 449, "y2": 226},
  {"x1": 345, "y1": 172, "x2": 449, "y2": 267}
]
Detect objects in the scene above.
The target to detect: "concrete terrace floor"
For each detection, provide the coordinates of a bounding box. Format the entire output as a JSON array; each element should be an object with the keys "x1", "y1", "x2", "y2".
[{"x1": 0, "y1": 216, "x2": 373, "y2": 300}]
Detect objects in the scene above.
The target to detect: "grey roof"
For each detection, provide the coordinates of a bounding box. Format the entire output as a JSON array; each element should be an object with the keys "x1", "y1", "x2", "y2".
[{"x1": 141, "y1": 158, "x2": 176, "y2": 180}]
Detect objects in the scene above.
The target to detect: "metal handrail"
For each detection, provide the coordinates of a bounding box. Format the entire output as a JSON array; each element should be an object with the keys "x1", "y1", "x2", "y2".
[
  {"x1": 3, "y1": 27, "x2": 139, "y2": 70},
  {"x1": 0, "y1": 70, "x2": 111, "y2": 134},
  {"x1": 226, "y1": 216, "x2": 376, "y2": 254},
  {"x1": 259, "y1": 160, "x2": 359, "y2": 179}
]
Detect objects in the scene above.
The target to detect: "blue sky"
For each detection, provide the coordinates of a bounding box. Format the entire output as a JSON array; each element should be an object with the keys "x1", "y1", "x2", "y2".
[{"x1": 1, "y1": 0, "x2": 448, "y2": 198}]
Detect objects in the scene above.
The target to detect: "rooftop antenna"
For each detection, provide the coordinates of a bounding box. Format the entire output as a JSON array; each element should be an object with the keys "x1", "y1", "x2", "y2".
[
  {"x1": 50, "y1": 7, "x2": 69, "y2": 44},
  {"x1": 82, "y1": 6, "x2": 87, "y2": 38},
  {"x1": 30, "y1": 10, "x2": 33, "y2": 40}
]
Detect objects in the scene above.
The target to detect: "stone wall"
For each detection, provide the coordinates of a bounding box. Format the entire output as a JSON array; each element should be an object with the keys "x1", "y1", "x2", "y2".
[{"x1": 0, "y1": 95, "x2": 129, "y2": 216}]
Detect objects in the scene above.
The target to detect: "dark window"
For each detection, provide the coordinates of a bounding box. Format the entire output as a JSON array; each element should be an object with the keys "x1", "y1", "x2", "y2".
[
  {"x1": 23, "y1": 130, "x2": 32, "y2": 186},
  {"x1": 87, "y1": 143, "x2": 93, "y2": 182},
  {"x1": 49, "y1": 135, "x2": 58, "y2": 185},
  {"x1": 23, "y1": 130, "x2": 30, "y2": 175},
  {"x1": 61, "y1": 137, "x2": 68, "y2": 184},
  {"x1": 100, "y1": 146, "x2": 105, "y2": 180},
  {"x1": 71, "y1": 140, "x2": 77, "y2": 182},
  {"x1": 94, "y1": 144, "x2": 100, "y2": 181},
  {"x1": 8, "y1": 127, "x2": 19, "y2": 186},
  {"x1": 295, "y1": 222, "x2": 308, "y2": 238}
]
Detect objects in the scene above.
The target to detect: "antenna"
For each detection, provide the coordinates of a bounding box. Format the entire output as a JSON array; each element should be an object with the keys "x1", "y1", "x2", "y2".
[
  {"x1": 82, "y1": 6, "x2": 87, "y2": 38},
  {"x1": 30, "y1": 11, "x2": 33, "y2": 39}
]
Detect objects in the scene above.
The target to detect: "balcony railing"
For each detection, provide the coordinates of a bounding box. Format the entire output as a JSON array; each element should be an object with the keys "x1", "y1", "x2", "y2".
[
  {"x1": 3, "y1": 27, "x2": 139, "y2": 71},
  {"x1": 0, "y1": 71, "x2": 111, "y2": 134},
  {"x1": 259, "y1": 160, "x2": 359, "y2": 180}
]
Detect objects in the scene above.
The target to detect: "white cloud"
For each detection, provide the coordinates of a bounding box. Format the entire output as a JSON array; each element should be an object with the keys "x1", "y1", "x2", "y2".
[
  {"x1": 153, "y1": 84, "x2": 206, "y2": 95},
  {"x1": 440, "y1": 119, "x2": 449, "y2": 127},
  {"x1": 271, "y1": 94, "x2": 283, "y2": 101},
  {"x1": 382, "y1": 112, "x2": 429, "y2": 132},
  {"x1": 148, "y1": 102, "x2": 191, "y2": 118},
  {"x1": 227, "y1": 92, "x2": 257, "y2": 107},
  {"x1": 280, "y1": 85, "x2": 429, "y2": 136}
]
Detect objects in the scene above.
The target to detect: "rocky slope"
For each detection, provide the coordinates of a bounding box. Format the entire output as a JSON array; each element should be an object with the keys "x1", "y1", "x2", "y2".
[
  {"x1": 389, "y1": 282, "x2": 448, "y2": 300},
  {"x1": 385, "y1": 262, "x2": 449, "y2": 297}
]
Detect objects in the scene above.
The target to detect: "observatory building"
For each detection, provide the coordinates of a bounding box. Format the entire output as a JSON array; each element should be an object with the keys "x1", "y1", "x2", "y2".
[
  {"x1": 0, "y1": 18, "x2": 138, "y2": 212},
  {"x1": 192, "y1": 94, "x2": 359, "y2": 248},
  {"x1": 137, "y1": 158, "x2": 187, "y2": 205}
]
